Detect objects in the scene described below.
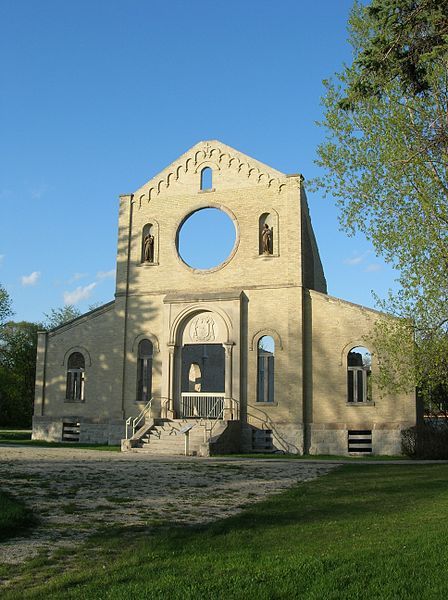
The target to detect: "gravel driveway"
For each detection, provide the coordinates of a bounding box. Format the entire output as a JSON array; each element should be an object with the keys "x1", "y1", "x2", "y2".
[{"x1": 0, "y1": 446, "x2": 337, "y2": 565}]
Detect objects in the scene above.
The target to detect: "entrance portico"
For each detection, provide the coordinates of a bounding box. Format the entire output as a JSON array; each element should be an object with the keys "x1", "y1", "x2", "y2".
[{"x1": 161, "y1": 292, "x2": 242, "y2": 421}]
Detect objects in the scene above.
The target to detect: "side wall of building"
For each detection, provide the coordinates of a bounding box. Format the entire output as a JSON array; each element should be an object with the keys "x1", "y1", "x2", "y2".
[
  {"x1": 304, "y1": 290, "x2": 415, "y2": 455},
  {"x1": 32, "y1": 302, "x2": 125, "y2": 444}
]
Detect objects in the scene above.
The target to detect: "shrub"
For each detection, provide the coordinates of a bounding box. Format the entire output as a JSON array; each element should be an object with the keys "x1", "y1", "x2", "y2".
[{"x1": 401, "y1": 422, "x2": 448, "y2": 459}]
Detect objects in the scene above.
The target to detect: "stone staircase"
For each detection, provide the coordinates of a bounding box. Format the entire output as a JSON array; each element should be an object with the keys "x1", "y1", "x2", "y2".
[{"x1": 122, "y1": 418, "x2": 233, "y2": 456}]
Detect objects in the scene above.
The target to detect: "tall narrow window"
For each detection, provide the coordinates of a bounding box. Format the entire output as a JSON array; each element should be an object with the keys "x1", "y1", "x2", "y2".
[
  {"x1": 347, "y1": 346, "x2": 372, "y2": 403},
  {"x1": 257, "y1": 336, "x2": 275, "y2": 403},
  {"x1": 66, "y1": 352, "x2": 85, "y2": 401},
  {"x1": 137, "y1": 339, "x2": 153, "y2": 403},
  {"x1": 200, "y1": 167, "x2": 213, "y2": 190}
]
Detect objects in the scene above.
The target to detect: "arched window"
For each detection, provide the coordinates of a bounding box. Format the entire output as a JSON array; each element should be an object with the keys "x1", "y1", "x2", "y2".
[
  {"x1": 257, "y1": 336, "x2": 275, "y2": 403},
  {"x1": 200, "y1": 167, "x2": 213, "y2": 190},
  {"x1": 66, "y1": 352, "x2": 85, "y2": 401},
  {"x1": 137, "y1": 339, "x2": 153, "y2": 403},
  {"x1": 347, "y1": 346, "x2": 372, "y2": 403},
  {"x1": 141, "y1": 224, "x2": 155, "y2": 263}
]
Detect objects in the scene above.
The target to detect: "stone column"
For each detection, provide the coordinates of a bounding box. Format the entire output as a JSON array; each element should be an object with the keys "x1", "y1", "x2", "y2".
[
  {"x1": 166, "y1": 343, "x2": 176, "y2": 418},
  {"x1": 223, "y1": 342, "x2": 234, "y2": 420},
  {"x1": 34, "y1": 331, "x2": 48, "y2": 417}
]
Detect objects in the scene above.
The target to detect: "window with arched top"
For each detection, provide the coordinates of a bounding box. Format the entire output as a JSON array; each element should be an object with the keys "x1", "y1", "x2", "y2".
[
  {"x1": 257, "y1": 336, "x2": 275, "y2": 403},
  {"x1": 347, "y1": 346, "x2": 372, "y2": 403},
  {"x1": 200, "y1": 167, "x2": 213, "y2": 190},
  {"x1": 137, "y1": 339, "x2": 153, "y2": 403},
  {"x1": 66, "y1": 352, "x2": 85, "y2": 401}
]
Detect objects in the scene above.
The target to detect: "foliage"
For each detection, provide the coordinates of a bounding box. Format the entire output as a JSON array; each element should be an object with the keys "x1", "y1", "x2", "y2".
[
  {"x1": 0, "y1": 321, "x2": 41, "y2": 427},
  {"x1": 43, "y1": 304, "x2": 81, "y2": 329},
  {"x1": 314, "y1": 0, "x2": 448, "y2": 395},
  {"x1": 3, "y1": 465, "x2": 448, "y2": 598},
  {"x1": 402, "y1": 423, "x2": 448, "y2": 459},
  {"x1": 343, "y1": 0, "x2": 448, "y2": 101},
  {"x1": 0, "y1": 283, "x2": 13, "y2": 327}
]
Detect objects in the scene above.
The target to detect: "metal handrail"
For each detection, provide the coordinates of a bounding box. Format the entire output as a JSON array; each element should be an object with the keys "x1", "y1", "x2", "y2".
[
  {"x1": 125, "y1": 397, "x2": 152, "y2": 439},
  {"x1": 201, "y1": 396, "x2": 237, "y2": 442},
  {"x1": 226, "y1": 397, "x2": 298, "y2": 454}
]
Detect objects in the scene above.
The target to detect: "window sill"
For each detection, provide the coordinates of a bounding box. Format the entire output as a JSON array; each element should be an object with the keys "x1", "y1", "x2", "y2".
[
  {"x1": 346, "y1": 402, "x2": 375, "y2": 407},
  {"x1": 64, "y1": 399, "x2": 86, "y2": 403},
  {"x1": 198, "y1": 188, "x2": 216, "y2": 193},
  {"x1": 255, "y1": 401, "x2": 278, "y2": 407},
  {"x1": 138, "y1": 262, "x2": 159, "y2": 267},
  {"x1": 255, "y1": 254, "x2": 279, "y2": 259}
]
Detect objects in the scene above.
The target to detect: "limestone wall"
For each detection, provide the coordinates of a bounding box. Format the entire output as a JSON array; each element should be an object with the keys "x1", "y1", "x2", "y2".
[
  {"x1": 305, "y1": 290, "x2": 415, "y2": 454},
  {"x1": 33, "y1": 302, "x2": 124, "y2": 424}
]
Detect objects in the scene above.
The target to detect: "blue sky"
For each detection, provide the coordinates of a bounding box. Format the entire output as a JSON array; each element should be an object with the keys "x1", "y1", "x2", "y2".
[{"x1": 0, "y1": 0, "x2": 397, "y2": 323}]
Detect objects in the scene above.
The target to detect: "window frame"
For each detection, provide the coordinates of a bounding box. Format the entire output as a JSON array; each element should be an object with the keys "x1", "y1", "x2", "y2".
[{"x1": 65, "y1": 352, "x2": 86, "y2": 402}]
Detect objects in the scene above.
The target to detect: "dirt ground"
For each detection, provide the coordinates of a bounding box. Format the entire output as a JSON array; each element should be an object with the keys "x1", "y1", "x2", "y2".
[{"x1": 0, "y1": 446, "x2": 337, "y2": 565}]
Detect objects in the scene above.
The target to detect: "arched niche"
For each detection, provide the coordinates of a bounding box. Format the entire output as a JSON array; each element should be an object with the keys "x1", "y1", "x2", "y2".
[
  {"x1": 140, "y1": 221, "x2": 159, "y2": 264},
  {"x1": 258, "y1": 211, "x2": 279, "y2": 256}
]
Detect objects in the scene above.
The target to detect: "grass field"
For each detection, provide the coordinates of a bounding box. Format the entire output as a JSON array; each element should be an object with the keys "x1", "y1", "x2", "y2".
[
  {"x1": 2, "y1": 464, "x2": 448, "y2": 599},
  {"x1": 0, "y1": 430, "x2": 120, "y2": 451},
  {"x1": 0, "y1": 492, "x2": 34, "y2": 541}
]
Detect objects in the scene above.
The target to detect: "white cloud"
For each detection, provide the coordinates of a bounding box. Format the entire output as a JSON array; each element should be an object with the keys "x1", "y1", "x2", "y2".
[
  {"x1": 365, "y1": 263, "x2": 383, "y2": 273},
  {"x1": 96, "y1": 269, "x2": 115, "y2": 280},
  {"x1": 21, "y1": 271, "x2": 41, "y2": 286},
  {"x1": 69, "y1": 272, "x2": 89, "y2": 283},
  {"x1": 344, "y1": 251, "x2": 371, "y2": 266},
  {"x1": 64, "y1": 282, "x2": 97, "y2": 305}
]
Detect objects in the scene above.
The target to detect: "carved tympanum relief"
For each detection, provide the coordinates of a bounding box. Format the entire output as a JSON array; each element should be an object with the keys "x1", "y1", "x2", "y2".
[{"x1": 189, "y1": 315, "x2": 216, "y2": 342}]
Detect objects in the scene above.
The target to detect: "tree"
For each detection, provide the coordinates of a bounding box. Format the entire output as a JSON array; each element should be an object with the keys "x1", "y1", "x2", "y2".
[
  {"x1": 0, "y1": 321, "x2": 41, "y2": 426},
  {"x1": 314, "y1": 0, "x2": 448, "y2": 400},
  {"x1": 0, "y1": 283, "x2": 13, "y2": 326},
  {"x1": 44, "y1": 305, "x2": 81, "y2": 329}
]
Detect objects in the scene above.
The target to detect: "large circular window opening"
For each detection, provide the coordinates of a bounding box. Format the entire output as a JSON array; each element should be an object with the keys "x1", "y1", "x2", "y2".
[{"x1": 177, "y1": 208, "x2": 237, "y2": 271}]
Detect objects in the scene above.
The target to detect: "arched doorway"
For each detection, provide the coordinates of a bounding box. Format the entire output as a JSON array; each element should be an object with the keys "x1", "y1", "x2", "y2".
[{"x1": 167, "y1": 309, "x2": 235, "y2": 419}]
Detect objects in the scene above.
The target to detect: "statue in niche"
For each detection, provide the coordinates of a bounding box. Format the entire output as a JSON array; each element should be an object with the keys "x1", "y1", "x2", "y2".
[
  {"x1": 143, "y1": 232, "x2": 155, "y2": 262},
  {"x1": 261, "y1": 223, "x2": 273, "y2": 255}
]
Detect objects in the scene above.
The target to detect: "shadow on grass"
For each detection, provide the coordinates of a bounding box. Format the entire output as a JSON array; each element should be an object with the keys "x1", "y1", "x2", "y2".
[{"x1": 0, "y1": 491, "x2": 37, "y2": 542}]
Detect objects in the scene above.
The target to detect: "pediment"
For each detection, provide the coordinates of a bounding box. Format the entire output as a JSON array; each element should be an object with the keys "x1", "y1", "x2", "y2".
[{"x1": 133, "y1": 140, "x2": 288, "y2": 206}]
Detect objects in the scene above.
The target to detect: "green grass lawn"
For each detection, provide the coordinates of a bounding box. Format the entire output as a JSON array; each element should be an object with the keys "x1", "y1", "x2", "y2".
[
  {"x1": 0, "y1": 430, "x2": 119, "y2": 451},
  {"x1": 0, "y1": 492, "x2": 35, "y2": 541},
  {"x1": 2, "y1": 464, "x2": 448, "y2": 599},
  {"x1": 222, "y1": 453, "x2": 408, "y2": 461}
]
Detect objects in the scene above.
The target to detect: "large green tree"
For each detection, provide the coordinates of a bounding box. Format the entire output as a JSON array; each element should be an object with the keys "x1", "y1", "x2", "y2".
[
  {"x1": 0, "y1": 321, "x2": 41, "y2": 426},
  {"x1": 314, "y1": 0, "x2": 448, "y2": 402},
  {"x1": 44, "y1": 305, "x2": 81, "y2": 329},
  {"x1": 0, "y1": 283, "x2": 13, "y2": 326}
]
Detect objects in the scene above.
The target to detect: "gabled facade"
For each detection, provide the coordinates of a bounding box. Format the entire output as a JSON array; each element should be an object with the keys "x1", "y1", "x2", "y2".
[{"x1": 32, "y1": 141, "x2": 415, "y2": 454}]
